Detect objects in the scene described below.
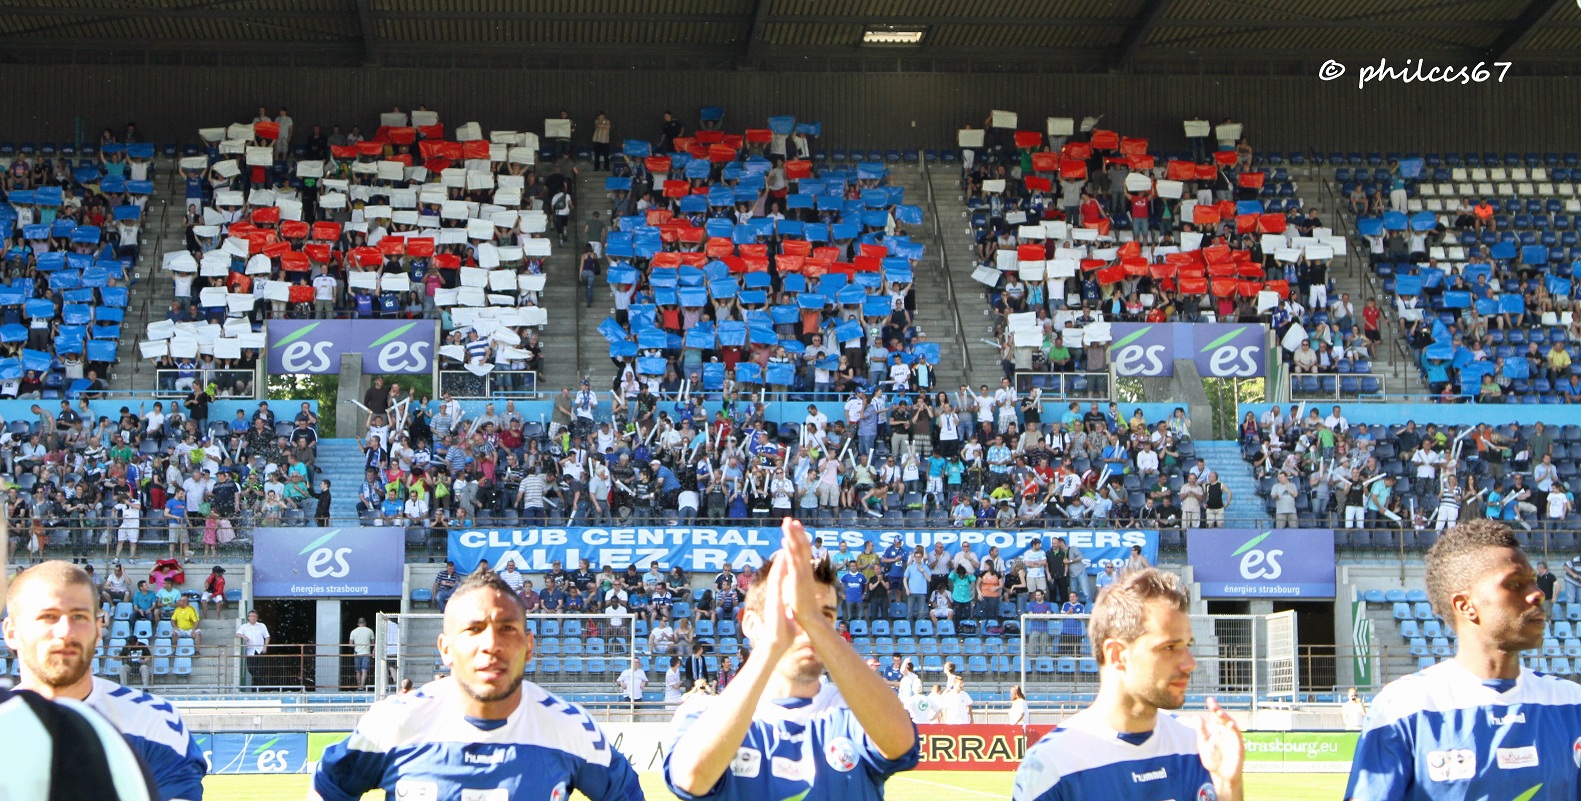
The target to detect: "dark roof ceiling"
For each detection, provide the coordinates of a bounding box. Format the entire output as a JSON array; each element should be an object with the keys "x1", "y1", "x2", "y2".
[{"x1": 1, "y1": 0, "x2": 1577, "y2": 74}]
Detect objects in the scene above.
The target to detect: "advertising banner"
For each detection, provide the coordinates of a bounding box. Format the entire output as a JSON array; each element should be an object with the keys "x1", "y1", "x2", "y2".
[
  {"x1": 252, "y1": 526, "x2": 406, "y2": 597},
  {"x1": 1187, "y1": 529, "x2": 1336, "y2": 598},
  {"x1": 267, "y1": 319, "x2": 435, "y2": 374},
  {"x1": 914, "y1": 724, "x2": 1049, "y2": 771},
  {"x1": 448, "y1": 526, "x2": 1159, "y2": 575},
  {"x1": 1109, "y1": 322, "x2": 1267, "y2": 377},
  {"x1": 193, "y1": 732, "x2": 310, "y2": 774},
  {"x1": 1243, "y1": 731, "x2": 1358, "y2": 771}
]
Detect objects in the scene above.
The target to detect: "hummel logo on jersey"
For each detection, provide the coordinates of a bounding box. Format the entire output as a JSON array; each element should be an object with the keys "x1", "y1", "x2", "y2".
[
  {"x1": 462, "y1": 746, "x2": 518, "y2": 766},
  {"x1": 1132, "y1": 767, "x2": 1168, "y2": 782},
  {"x1": 1488, "y1": 711, "x2": 1527, "y2": 725}
]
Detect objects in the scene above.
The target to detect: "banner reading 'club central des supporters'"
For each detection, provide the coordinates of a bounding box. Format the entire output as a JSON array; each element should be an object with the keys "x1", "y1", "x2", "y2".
[{"x1": 448, "y1": 525, "x2": 1158, "y2": 575}]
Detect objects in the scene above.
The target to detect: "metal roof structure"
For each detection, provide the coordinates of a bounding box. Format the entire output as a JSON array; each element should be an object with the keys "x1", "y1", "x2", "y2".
[{"x1": 0, "y1": 0, "x2": 1576, "y2": 74}]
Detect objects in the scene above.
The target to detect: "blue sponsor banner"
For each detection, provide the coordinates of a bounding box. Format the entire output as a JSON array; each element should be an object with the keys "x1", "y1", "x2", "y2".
[
  {"x1": 1187, "y1": 528, "x2": 1336, "y2": 598},
  {"x1": 194, "y1": 732, "x2": 310, "y2": 774},
  {"x1": 252, "y1": 526, "x2": 406, "y2": 597},
  {"x1": 448, "y1": 526, "x2": 1158, "y2": 575}
]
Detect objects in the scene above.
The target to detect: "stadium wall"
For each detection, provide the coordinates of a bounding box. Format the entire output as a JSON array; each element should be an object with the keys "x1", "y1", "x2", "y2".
[{"x1": 1, "y1": 67, "x2": 1578, "y2": 153}]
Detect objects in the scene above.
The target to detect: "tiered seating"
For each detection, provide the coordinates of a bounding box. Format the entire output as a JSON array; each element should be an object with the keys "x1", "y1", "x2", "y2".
[
  {"x1": 0, "y1": 143, "x2": 143, "y2": 397},
  {"x1": 147, "y1": 110, "x2": 553, "y2": 392},
  {"x1": 596, "y1": 116, "x2": 938, "y2": 394}
]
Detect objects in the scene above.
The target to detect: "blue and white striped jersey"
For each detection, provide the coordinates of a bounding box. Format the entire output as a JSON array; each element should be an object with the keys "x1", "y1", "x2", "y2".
[
  {"x1": 313, "y1": 678, "x2": 642, "y2": 801},
  {"x1": 86, "y1": 677, "x2": 207, "y2": 801},
  {"x1": 1346, "y1": 659, "x2": 1581, "y2": 801},
  {"x1": 663, "y1": 683, "x2": 920, "y2": 801},
  {"x1": 1012, "y1": 708, "x2": 1215, "y2": 801}
]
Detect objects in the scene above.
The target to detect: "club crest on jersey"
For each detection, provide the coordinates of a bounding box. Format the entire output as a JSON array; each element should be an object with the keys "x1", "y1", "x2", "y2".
[
  {"x1": 1573, "y1": 737, "x2": 1581, "y2": 768},
  {"x1": 825, "y1": 737, "x2": 860, "y2": 772},
  {"x1": 394, "y1": 779, "x2": 438, "y2": 801},
  {"x1": 1426, "y1": 749, "x2": 1476, "y2": 782},
  {"x1": 549, "y1": 781, "x2": 567, "y2": 801},
  {"x1": 1196, "y1": 781, "x2": 1217, "y2": 801}
]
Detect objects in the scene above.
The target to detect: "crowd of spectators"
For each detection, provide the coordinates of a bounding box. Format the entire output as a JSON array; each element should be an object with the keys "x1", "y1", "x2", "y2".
[
  {"x1": 956, "y1": 116, "x2": 1376, "y2": 388},
  {"x1": 1241, "y1": 405, "x2": 1581, "y2": 540},
  {"x1": 349, "y1": 368, "x2": 1227, "y2": 545},
  {"x1": 0, "y1": 393, "x2": 323, "y2": 565},
  {"x1": 153, "y1": 105, "x2": 565, "y2": 393},
  {"x1": 0, "y1": 130, "x2": 141, "y2": 399},
  {"x1": 1349, "y1": 154, "x2": 1581, "y2": 403}
]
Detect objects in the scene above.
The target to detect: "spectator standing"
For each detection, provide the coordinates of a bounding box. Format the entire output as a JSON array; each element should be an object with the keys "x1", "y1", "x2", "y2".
[{"x1": 236, "y1": 609, "x2": 270, "y2": 690}]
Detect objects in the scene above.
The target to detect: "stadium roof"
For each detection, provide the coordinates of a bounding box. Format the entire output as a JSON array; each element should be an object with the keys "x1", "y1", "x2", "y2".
[{"x1": 0, "y1": 0, "x2": 1578, "y2": 74}]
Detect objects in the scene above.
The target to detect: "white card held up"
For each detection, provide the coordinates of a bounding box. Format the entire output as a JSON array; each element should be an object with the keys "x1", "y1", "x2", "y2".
[
  {"x1": 1257, "y1": 291, "x2": 1280, "y2": 313},
  {"x1": 165, "y1": 253, "x2": 198, "y2": 273},
  {"x1": 376, "y1": 161, "x2": 404, "y2": 181},
  {"x1": 990, "y1": 110, "x2": 1018, "y2": 129},
  {"x1": 518, "y1": 274, "x2": 547, "y2": 293},
  {"x1": 392, "y1": 210, "x2": 420, "y2": 226},
  {"x1": 223, "y1": 318, "x2": 252, "y2": 337},
  {"x1": 489, "y1": 130, "x2": 521, "y2": 145},
  {"x1": 521, "y1": 307, "x2": 548, "y2": 326},
  {"x1": 1083, "y1": 321, "x2": 1113, "y2": 344},
  {"x1": 467, "y1": 170, "x2": 495, "y2": 191},
  {"x1": 1019, "y1": 261, "x2": 1046, "y2": 281},
  {"x1": 1013, "y1": 328, "x2": 1042, "y2": 347},
  {"x1": 412, "y1": 110, "x2": 438, "y2": 127},
  {"x1": 351, "y1": 161, "x2": 377, "y2": 175},
  {"x1": 1306, "y1": 244, "x2": 1334, "y2": 260},
  {"x1": 246, "y1": 147, "x2": 273, "y2": 167},
  {"x1": 438, "y1": 344, "x2": 467, "y2": 362},
  {"x1": 459, "y1": 266, "x2": 489, "y2": 288},
  {"x1": 1008, "y1": 312, "x2": 1038, "y2": 332},
  {"x1": 1071, "y1": 227, "x2": 1098, "y2": 242},
  {"x1": 1044, "y1": 221, "x2": 1069, "y2": 240},
  {"x1": 1049, "y1": 258, "x2": 1078, "y2": 279},
  {"x1": 466, "y1": 218, "x2": 494, "y2": 240},
  {"x1": 519, "y1": 211, "x2": 548, "y2": 234},
  {"x1": 296, "y1": 160, "x2": 325, "y2": 179},
  {"x1": 225, "y1": 295, "x2": 255, "y2": 313},
  {"x1": 1183, "y1": 120, "x2": 1211, "y2": 137},
  {"x1": 490, "y1": 326, "x2": 521, "y2": 346},
  {"x1": 347, "y1": 271, "x2": 379, "y2": 290},
  {"x1": 982, "y1": 179, "x2": 1006, "y2": 194},
  {"x1": 433, "y1": 288, "x2": 460, "y2": 307},
  {"x1": 488, "y1": 144, "x2": 507, "y2": 162},
  {"x1": 1019, "y1": 225, "x2": 1045, "y2": 240},
  {"x1": 521, "y1": 238, "x2": 552, "y2": 257},
  {"x1": 220, "y1": 237, "x2": 250, "y2": 260},
  {"x1": 245, "y1": 254, "x2": 272, "y2": 275},
  {"x1": 212, "y1": 161, "x2": 241, "y2": 179},
  {"x1": 996, "y1": 251, "x2": 1018, "y2": 272},
  {"x1": 971, "y1": 265, "x2": 1002, "y2": 286},
  {"x1": 227, "y1": 122, "x2": 254, "y2": 140},
  {"x1": 261, "y1": 281, "x2": 291, "y2": 301},
  {"x1": 1275, "y1": 248, "x2": 1302, "y2": 262},
  {"x1": 1124, "y1": 173, "x2": 1152, "y2": 192},
  {"x1": 476, "y1": 244, "x2": 500, "y2": 270},
  {"x1": 1080, "y1": 116, "x2": 1102, "y2": 133},
  {"x1": 1214, "y1": 123, "x2": 1243, "y2": 142},
  {"x1": 1091, "y1": 246, "x2": 1119, "y2": 260},
  {"x1": 545, "y1": 119, "x2": 572, "y2": 138},
  {"x1": 497, "y1": 246, "x2": 524, "y2": 263},
  {"x1": 457, "y1": 287, "x2": 488, "y2": 306},
  {"x1": 1047, "y1": 117, "x2": 1074, "y2": 137},
  {"x1": 488, "y1": 270, "x2": 516, "y2": 292},
  {"x1": 276, "y1": 199, "x2": 303, "y2": 221},
  {"x1": 957, "y1": 129, "x2": 985, "y2": 148},
  {"x1": 1180, "y1": 231, "x2": 1204, "y2": 252},
  {"x1": 201, "y1": 251, "x2": 231, "y2": 274},
  {"x1": 1154, "y1": 179, "x2": 1184, "y2": 199},
  {"x1": 1281, "y1": 323, "x2": 1308, "y2": 352},
  {"x1": 199, "y1": 287, "x2": 228, "y2": 307},
  {"x1": 219, "y1": 139, "x2": 246, "y2": 155},
  {"x1": 381, "y1": 274, "x2": 412, "y2": 293},
  {"x1": 318, "y1": 192, "x2": 347, "y2": 209},
  {"x1": 168, "y1": 338, "x2": 199, "y2": 359},
  {"x1": 1063, "y1": 329, "x2": 1085, "y2": 347},
  {"x1": 179, "y1": 156, "x2": 208, "y2": 171},
  {"x1": 1326, "y1": 238, "x2": 1348, "y2": 256},
  {"x1": 138, "y1": 339, "x2": 169, "y2": 359},
  {"x1": 381, "y1": 112, "x2": 409, "y2": 127},
  {"x1": 441, "y1": 201, "x2": 470, "y2": 220},
  {"x1": 146, "y1": 319, "x2": 177, "y2": 341},
  {"x1": 199, "y1": 127, "x2": 227, "y2": 142},
  {"x1": 213, "y1": 338, "x2": 243, "y2": 360},
  {"x1": 1005, "y1": 211, "x2": 1027, "y2": 225}
]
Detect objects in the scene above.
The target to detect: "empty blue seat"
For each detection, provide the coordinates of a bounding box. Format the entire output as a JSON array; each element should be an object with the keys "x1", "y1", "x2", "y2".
[
  {"x1": 1413, "y1": 602, "x2": 1435, "y2": 620},
  {"x1": 1392, "y1": 602, "x2": 1413, "y2": 620}
]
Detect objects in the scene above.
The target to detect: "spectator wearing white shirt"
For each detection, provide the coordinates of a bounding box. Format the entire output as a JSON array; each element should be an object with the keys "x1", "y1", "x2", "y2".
[
  {"x1": 1134, "y1": 441, "x2": 1159, "y2": 477},
  {"x1": 615, "y1": 657, "x2": 648, "y2": 701},
  {"x1": 1323, "y1": 405, "x2": 1349, "y2": 434}
]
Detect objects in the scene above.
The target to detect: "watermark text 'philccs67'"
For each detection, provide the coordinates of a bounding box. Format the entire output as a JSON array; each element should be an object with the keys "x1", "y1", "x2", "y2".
[{"x1": 1319, "y1": 58, "x2": 1511, "y2": 89}]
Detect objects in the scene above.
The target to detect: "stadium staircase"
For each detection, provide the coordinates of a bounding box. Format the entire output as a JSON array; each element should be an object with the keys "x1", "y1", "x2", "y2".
[
  {"x1": 922, "y1": 162, "x2": 1003, "y2": 389},
  {"x1": 1302, "y1": 158, "x2": 1430, "y2": 397},
  {"x1": 115, "y1": 154, "x2": 186, "y2": 392},
  {"x1": 889, "y1": 160, "x2": 966, "y2": 389},
  {"x1": 531, "y1": 167, "x2": 593, "y2": 390},
  {"x1": 316, "y1": 438, "x2": 368, "y2": 521},
  {"x1": 1191, "y1": 440, "x2": 1271, "y2": 528}
]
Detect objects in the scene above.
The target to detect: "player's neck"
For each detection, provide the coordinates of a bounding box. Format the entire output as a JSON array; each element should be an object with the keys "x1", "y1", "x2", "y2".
[
  {"x1": 762, "y1": 670, "x2": 821, "y2": 700},
  {"x1": 456, "y1": 682, "x2": 523, "y2": 721},
  {"x1": 20, "y1": 673, "x2": 93, "y2": 702},
  {"x1": 1091, "y1": 683, "x2": 1160, "y2": 733},
  {"x1": 1454, "y1": 638, "x2": 1523, "y2": 681}
]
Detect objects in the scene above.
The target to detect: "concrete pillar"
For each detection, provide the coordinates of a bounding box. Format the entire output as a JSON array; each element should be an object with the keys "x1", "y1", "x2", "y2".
[
  {"x1": 334, "y1": 351, "x2": 364, "y2": 440},
  {"x1": 314, "y1": 599, "x2": 341, "y2": 692}
]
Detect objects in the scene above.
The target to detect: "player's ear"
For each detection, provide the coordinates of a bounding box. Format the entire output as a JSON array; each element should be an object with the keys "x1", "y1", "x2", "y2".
[
  {"x1": 436, "y1": 632, "x2": 452, "y2": 668},
  {"x1": 1450, "y1": 591, "x2": 1477, "y2": 627},
  {"x1": 521, "y1": 629, "x2": 535, "y2": 663},
  {"x1": 1101, "y1": 638, "x2": 1126, "y2": 671}
]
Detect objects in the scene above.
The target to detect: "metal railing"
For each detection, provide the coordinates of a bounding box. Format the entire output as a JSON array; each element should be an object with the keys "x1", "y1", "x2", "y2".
[
  {"x1": 437, "y1": 368, "x2": 541, "y2": 399},
  {"x1": 920, "y1": 150, "x2": 974, "y2": 381},
  {"x1": 1286, "y1": 373, "x2": 1387, "y2": 400},
  {"x1": 1011, "y1": 371, "x2": 1113, "y2": 401},
  {"x1": 153, "y1": 368, "x2": 258, "y2": 398}
]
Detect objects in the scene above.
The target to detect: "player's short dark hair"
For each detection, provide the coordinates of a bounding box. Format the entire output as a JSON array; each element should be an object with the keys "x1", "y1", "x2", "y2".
[
  {"x1": 1426, "y1": 518, "x2": 1521, "y2": 630},
  {"x1": 1087, "y1": 568, "x2": 1189, "y2": 666},
  {"x1": 448, "y1": 569, "x2": 526, "y2": 617},
  {"x1": 742, "y1": 554, "x2": 837, "y2": 616}
]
